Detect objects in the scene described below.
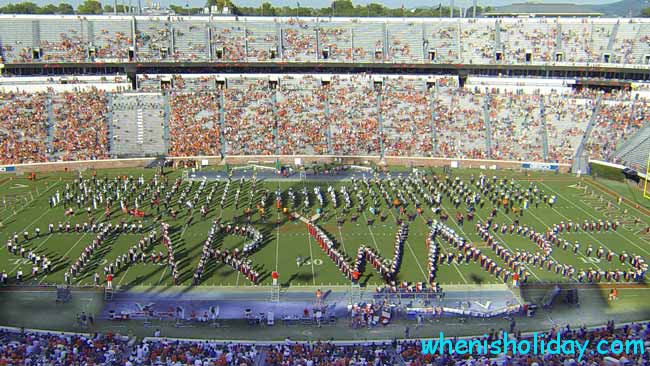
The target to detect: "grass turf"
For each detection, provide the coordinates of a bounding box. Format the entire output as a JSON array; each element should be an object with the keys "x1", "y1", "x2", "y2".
[{"x1": 0, "y1": 167, "x2": 648, "y2": 289}]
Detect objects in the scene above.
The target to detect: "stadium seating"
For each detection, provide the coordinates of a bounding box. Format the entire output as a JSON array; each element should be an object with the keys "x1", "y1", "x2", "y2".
[
  {"x1": 4, "y1": 15, "x2": 650, "y2": 66},
  {"x1": 1, "y1": 320, "x2": 648, "y2": 365},
  {"x1": 0, "y1": 73, "x2": 647, "y2": 167},
  {"x1": 111, "y1": 93, "x2": 166, "y2": 157}
]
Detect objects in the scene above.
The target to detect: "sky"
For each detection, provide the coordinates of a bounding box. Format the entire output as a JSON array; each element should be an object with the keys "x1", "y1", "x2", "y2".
[{"x1": 0, "y1": 0, "x2": 623, "y2": 10}]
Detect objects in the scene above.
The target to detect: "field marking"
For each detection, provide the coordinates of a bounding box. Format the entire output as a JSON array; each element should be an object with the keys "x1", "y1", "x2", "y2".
[
  {"x1": 526, "y1": 206, "x2": 605, "y2": 271},
  {"x1": 275, "y1": 214, "x2": 280, "y2": 273},
  {"x1": 377, "y1": 184, "x2": 430, "y2": 283},
  {"x1": 117, "y1": 267, "x2": 131, "y2": 286},
  {"x1": 585, "y1": 180, "x2": 650, "y2": 217},
  {"x1": 435, "y1": 194, "x2": 543, "y2": 283},
  {"x1": 157, "y1": 265, "x2": 168, "y2": 286},
  {"x1": 14, "y1": 209, "x2": 51, "y2": 239},
  {"x1": 298, "y1": 181, "x2": 317, "y2": 285},
  {"x1": 305, "y1": 224, "x2": 317, "y2": 286},
  {"x1": 361, "y1": 212, "x2": 383, "y2": 253},
  {"x1": 38, "y1": 233, "x2": 88, "y2": 284},
  {"x1": 415, "y1": 214, "x2": 469, "y2": 285},
  {"x1": 1, "y1": 182, "x2": 59, "y2": 223},
  {"x1": 541, "y1": 182, "x2": 650, "y2": 255}
]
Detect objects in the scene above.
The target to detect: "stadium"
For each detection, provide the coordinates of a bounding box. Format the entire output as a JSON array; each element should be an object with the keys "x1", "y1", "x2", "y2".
[{"x1": 0, "y1": 5, "x2": 649, "y2": 365}]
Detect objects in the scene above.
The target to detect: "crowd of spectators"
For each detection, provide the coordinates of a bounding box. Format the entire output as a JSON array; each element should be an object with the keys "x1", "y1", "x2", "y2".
[
  {"x1": 52, "y1": 89, "x2": 109, "y2": 161},
  {"x1": 223, "y1": 80, "x2": 276, "y2": 155},
  {"x1": 212, "y1": 24, "x2": 247, "y2": 61},
  {"x1": 0, "y1": 330, "x2": 131, "y2": 365},
  {"x1": 1, "y1": 74, "x2": 647, "y2": 165},
  {"x1": 169, "y1": 88, "x2": 222, "y2": 157},
  {"x1": 1, "y1": 320, "x2": 649, "y2": 365},
  {"x1": 586, "y1": 92, "x2": 646, "y2": 161},
  {"x1": 329, "y1": 76, "x2": 381, "y2": 156},
  {"x1": 4, "y1": 17, "x2": 650, "y2": 65},
  {"x1": 265, "y1": 341, "x2": 395, "y2": 366},
  {"x1": 487, "y1": 92, "x2": 543, "y2": 162},
  {"x1": 0, "y1": 92, "x2": 49, "y2": 164}
]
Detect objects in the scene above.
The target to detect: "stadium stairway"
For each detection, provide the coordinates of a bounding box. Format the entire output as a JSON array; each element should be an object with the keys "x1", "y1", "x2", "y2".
[
  {"x1": 107, "y1": 92, "x2": 114, "y2": 156},
  {"x1": 325, "y1": 91, "x2": 333, "y2": 155},
  {"x1": 162, "y1": 92, "x2": 170, "y2": 153},
  {"x1": 494, "y1": 20, "x2": 502, "y2": 59},
  {"x1": 554, "y1": 23, "x2": 563, "y2": 61},
  {"x1": 484, "y1": 96, "x2": 492, "y2": 158},
  {"x1": 429, "y1": 87, "x2": 438, "y2": 153},
  {"x1": 612, "y1": 124, "x2": 650, "y2": 171},
  {"x1": 46, "y1": 94, "x2": 54, "y2": 159},
  {"x1": 219, "y1": 90, "x2": 226, "y2": 157},
  {"x1": 540, "y1": 96, "x2": 549, "y2": 161},
  {"x1": 572, "y1": 96, "x2": 602, "y2": 174},
  {"x1": 607, "y1": 20, "x2": 620, "y2": 52},
  {"x1": 378, "y1": 92, "x2": 385, "y2": 158},
  {"x1": 32, "y1": 20, "x2": 40, "y2": 54}
]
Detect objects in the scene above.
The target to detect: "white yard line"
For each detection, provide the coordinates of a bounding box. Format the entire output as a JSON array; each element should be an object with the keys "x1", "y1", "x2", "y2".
[
  {"x1": 436, "y1": 197, "x2": 543, "y2": 283},
  {"x1": 8, "y1": 234, "x2": 56, "y2": 274},
  {"x1": 157, "y1": 265, "x2": 168, "y2": 285},
  {"x1": 305, "y1": 227, "x2": 317, "y2": 286},
  {"x1": 416, "y1": 215, "x2": 470, "y2": 284},
  {"x1": 361, "y1": 212, "x2": 382, "y2": 252},
  {"x1": 2, "y1": 182, "x2": 59, "y2": 223},
  {"x1": 541, "y1": 182, "x2": 650, "y2": 255},
  {"x1": 526, "y1": 207, "x2": 604, "y2": 271},
  {"x1": 117, "y1": 266, "x2": 131, "y2": 286},
  {"x1": 275, "y1": 213, "x2": 280, "y2": 273},
  {"x1": 376, "y1": 185, "x2": 430, "y2": 283},
  {"x1": 38, "y1": 233, "x2": 88, "y2": 284},
  {"x1": 16, "y1": 210, "x2": 51, "y2": 238}
]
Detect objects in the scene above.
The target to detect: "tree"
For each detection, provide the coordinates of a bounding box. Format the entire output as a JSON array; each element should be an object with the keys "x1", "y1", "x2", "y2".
[
  {"x1": 0, "y1": 2, "x2": 40, "y2": 14},
  {"x1": 260, "y1": 2, "x2": 276, "y2": 16},
  {"x1": 57, "y1": 3, "x2": 75, "y2": 13},
  {"x1": 104, "y1": 4, "x2": 129, "y2": 12},
  {"x1": 643, "y1": 7, "x2": 650, "y2": 17},
  {"x1": 77, "y1": 0, "x2": 103, "y2": 14}
]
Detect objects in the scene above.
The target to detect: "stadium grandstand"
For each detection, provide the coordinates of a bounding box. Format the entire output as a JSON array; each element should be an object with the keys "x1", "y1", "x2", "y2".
[{"x1": 0, "y1": 10, "x2": 649, "y2": 366}]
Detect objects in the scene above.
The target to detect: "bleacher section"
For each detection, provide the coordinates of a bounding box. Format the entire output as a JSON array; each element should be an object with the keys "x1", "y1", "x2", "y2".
[
  {"x1": 613, "y1": 125, "x2": 650, "y2": 171},
  {"x1": 0, "y1": 18, "x2": 34, "y2": 62},
  {"x1": 51, "y1": 89, "x2": 109, "y2": 161},
  {"x1": 172, "y1": 19, "x2": 209, "y2": 61},
  {"x1": 110, "y1": 93, "x2": 166, "y2": 157},
  {"x1": 87, "y1": 18, "x2": 132, "y2": 62},
  {"x1": 0, "y1": 92, "x2": 49, "y2": 164},
  {"x1": 0, "y1": 73, "x2": 646, "y2": 170},
  {"x1": 2, "y1": 15, "x2": 650, "y2": 66}
]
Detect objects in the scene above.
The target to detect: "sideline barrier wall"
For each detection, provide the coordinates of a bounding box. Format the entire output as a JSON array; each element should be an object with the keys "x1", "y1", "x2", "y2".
[{"x1": 0, "y1": 156, "x2": 572, "y2": 174}]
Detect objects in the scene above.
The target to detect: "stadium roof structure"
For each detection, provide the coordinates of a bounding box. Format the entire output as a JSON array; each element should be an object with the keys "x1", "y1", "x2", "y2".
[{"x1": 485, "y1": 2, "x2": 603, "y2": 17}]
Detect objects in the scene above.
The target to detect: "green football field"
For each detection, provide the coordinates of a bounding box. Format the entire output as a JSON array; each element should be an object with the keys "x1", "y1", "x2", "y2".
[{"x1": 0, "y1": 166, "x2": 648, "y2": 289}]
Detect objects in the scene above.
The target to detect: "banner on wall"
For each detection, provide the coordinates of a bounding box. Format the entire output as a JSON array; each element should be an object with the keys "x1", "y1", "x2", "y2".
[
  {"x1": 521, "y1": 163, "x2": 559, "y2": 171},
  {"x1": 0, "y1": 166, "x2": 16, "y2": 172}
]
